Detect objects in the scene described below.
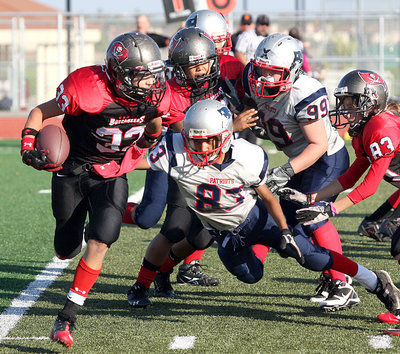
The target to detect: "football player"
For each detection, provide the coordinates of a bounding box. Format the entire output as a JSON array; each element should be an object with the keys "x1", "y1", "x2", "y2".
[
  {"x1": 138, "y1": 99, "x2": 400, "y2": 319},
  {"x1": 356, "y1": 102, "x2": 400, "y2": 242},
  {"x1": 126, "y1": 27, "x2": 260, "y2": 307},
  {"x1": 279, "y1": 70, "x2": 400, "y2": 330},
  {"x1": 21, "y1": 32, "x2": 167, "y2": 348},
  {"x1": 237, "y1": 33, "x2": 356, "y2": 311},
  {"x1": 122, "y1": 12, "x2": 253, "y2": 286}
]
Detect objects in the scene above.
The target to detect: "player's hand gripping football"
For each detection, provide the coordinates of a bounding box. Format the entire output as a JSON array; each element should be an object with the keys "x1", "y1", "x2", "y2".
[
  {"x1": 277, "y1": 187, "x2": 317, "y2": 206},
  {"x1": 278, "y1": 228, "x2": 305, "y2": 265},
  {"x1": 296, "y1": 201, "x2": 338, "y2": 225},
  {"x1": 20, "y1": 128, "x2": 61, "y2": 172},
  {"x1": 266, "y1": 163, "x2": 295, "y2": 194}
]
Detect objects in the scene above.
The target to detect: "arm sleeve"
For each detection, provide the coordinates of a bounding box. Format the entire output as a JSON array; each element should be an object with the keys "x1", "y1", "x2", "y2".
[
  {"x1": 346, "y1": 156, "x2": 392, "y2": 204},
  {"x1": 337, "y1": 156, "x2": 370, "y2": 190}
]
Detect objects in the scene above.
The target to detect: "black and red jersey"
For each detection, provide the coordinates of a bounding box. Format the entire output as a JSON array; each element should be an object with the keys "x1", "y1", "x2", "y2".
[
  {"x1": 338, "y1": 111, "x2": 400, "y2": 203},
  {"x1": 56, "y1": 65, "x2": 166, "y2": 165}
]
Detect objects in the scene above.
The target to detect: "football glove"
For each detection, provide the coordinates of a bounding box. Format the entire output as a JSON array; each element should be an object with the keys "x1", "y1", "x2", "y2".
[
  {"x1": 277, "y1": 187, "x2": 317, "y2": 206},
  {"x1": 266, "y1": 163, "x2": 295, "y2": 194},
  {"x1": 22, "y1": 150, "x2": 61, "y2": 171},
  {"x1": 20, "y1": 128, "x2": 61, "y2": 172},
  {"x1": 296, "y1": 201, "x2": 338, "y2": 225},
  {"x1": 277, "y1": 228, "x2": 305, "y2": 265}
]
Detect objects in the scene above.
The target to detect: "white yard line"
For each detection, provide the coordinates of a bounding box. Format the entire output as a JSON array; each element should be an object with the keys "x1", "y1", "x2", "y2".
[
  {"x1": 169, "y1": 336, "x2": 196, "y2": 350},
  {"x1": 38, "y1": 189, "x2": 51, "y2": 194},
  {"x1": 368, "y1": 335, "x2": 393, "y2": 349},
  {"x1": 3, "y1": 336, "x2": 49, "y2": 341},
  {"x1": 0, "y1": 257, "x2": 70, "y2": 343}
]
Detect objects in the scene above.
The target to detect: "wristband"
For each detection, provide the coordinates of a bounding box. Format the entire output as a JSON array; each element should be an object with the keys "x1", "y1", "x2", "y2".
[
  {"x1": 329, "y1": 202, "x2": 338, "y2": 216},
  {"x1": 21, "y1": 136, "x2": 35, "y2": 155},
  {"x1": 307, "y1": 193, "x2": 317, "y2": 205},
  {"x1": 143, "y1": 127, "x2": 162, "y2": 143},
  {"x1": 21, "y1": 128, "x2": 39, "y2": 138}
]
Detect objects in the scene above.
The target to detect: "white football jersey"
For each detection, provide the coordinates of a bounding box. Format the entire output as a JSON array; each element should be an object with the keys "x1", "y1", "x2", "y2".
[
  {"x1": 247, "y1": 73, "x2": 344, "y2": 158},
  {"x1": 148, "y1": 134, "x2": 269, "y2": 231}
]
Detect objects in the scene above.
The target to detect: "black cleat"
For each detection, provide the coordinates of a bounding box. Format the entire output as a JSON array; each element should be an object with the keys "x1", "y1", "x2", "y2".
[
  {"x1": 370, "y1": 270, "x2": 400, "y2": 312},
  {"x1": 377, "y1": 217, "x2": 400, "y2": 242},
  {"x1": 309, "y1": 273, "x2": 332, "y2": 303},
  {"x1": 357, "y1": 217, "x2": 384, "y2": 241},
  {"x1": 127, "y1": 282, "x2": 153, "y2": 308},
  {"x1": 176, "y1": 260, "x2": 219, "y2": 286},
  {"x1": 154, "y1": 271, "x2": 175, "y2": 298}
]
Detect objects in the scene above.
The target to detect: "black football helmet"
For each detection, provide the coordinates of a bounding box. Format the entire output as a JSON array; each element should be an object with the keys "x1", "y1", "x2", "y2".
[
  {"x1": 168, "y1": 27, "x2": 219, "y2": 91},
  {"x1": 330, "y1": 69, "x2": 388, "y2": 137},
  {"x1": 105, "y1": 32, "x2": 166, "y2": 105}
]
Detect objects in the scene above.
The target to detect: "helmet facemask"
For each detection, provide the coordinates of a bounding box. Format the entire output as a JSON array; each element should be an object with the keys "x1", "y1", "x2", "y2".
[
  {"x1": 331, "y1": 88, "x2": 378, "y2": 137},
  {"x1": 249, "y1": 58, "x2": 291, "y2": 98},
  {"x1": 212, "y1": 33, "x2": 232, "y2": 55},
  {"x1": 111, "y1": 59, "x2": 166, "y2": 105},
  {"x1": 182, "y1": 129, "x2": 231, "y2": 168},
  {"x1": 174, "y1": 56, "x2": 219, "y2": 93}
]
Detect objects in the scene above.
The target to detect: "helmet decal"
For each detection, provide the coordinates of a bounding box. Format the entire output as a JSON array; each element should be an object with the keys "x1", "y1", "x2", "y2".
[
  {"x1": 110, "y1": 41, "x2": 129, "y2": 63},
  {"x1": 359, "y1": 71, "x2": 386, "y2": 88}
]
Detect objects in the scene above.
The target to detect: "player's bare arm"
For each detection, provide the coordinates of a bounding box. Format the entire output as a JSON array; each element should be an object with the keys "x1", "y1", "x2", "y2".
[
  {"x1": 255, "y1": 184, "x2": 288, "y2": 230},
  {"x1": 290, "y1": 119, "x2": 328, "y2": 173},
  {"x1": 24, "y1": 98, "x2": 64, "y2": 133}
]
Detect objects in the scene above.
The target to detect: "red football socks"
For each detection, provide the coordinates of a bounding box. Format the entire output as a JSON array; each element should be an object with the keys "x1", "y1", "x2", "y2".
[
  {"x1": 68, "y1": 258, "x2": 101, "y2": 305},
  {"x1": 252, "y1": 244, "x2": 270, "y2": 264},
  {"x1": 312, "y1": 221, "x2": 346, "y2": 282}
]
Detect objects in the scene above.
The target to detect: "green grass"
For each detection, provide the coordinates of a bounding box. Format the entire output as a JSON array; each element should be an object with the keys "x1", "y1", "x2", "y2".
[{"x1": 1, "y1": 139, "x2": 400, "y2": 352}]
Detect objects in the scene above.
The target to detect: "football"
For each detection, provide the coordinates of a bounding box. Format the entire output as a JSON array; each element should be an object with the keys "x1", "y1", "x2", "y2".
[{"x1": 35, "y1": 124, "x2": 70, "y2": 166}]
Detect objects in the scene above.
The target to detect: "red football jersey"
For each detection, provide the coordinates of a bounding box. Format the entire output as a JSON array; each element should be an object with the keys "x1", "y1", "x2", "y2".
[
  {"x1": 219, "y1": 54, "x2": 245, "y2": 99},
  {"x1": 338, "y1": 111, "x2": 400, "y2": 204},
  {"x1": 56, "y1": 65, "x2": 166, "y2": 165}
]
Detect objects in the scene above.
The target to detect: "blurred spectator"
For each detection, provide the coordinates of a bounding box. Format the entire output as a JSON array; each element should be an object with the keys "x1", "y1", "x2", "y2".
[
  {"x1": 231, "y1": 13, "x2": 254, "y2": 51},
  {"x1": 136, "y1": 14, "x2": 170, "y2": 48},
  {"x1": 288, "y1": 27, "x2": 312, "y2": 76},
  {"x1": 234, "y1": 14, "x2": 270, "y2": 65}
]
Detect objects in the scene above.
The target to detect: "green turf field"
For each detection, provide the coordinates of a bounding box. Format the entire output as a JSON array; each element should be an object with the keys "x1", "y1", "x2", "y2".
[{"x1": 1, "y1": 138, "x2": 400, "y2": 352}]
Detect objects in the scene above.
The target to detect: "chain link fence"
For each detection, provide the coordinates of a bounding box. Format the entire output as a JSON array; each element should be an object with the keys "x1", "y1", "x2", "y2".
[{"x1": 0, "y1": 10, "x2": 399, "y2": 112}]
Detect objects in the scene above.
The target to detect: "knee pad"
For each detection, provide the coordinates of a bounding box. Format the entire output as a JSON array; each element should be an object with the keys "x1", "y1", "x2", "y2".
[
  {"x1": 187, "y1": 230, "x2": 214, "y2": 250},
  {"x1": 217, "y1": 247, "x2": 263, "y2": 284},
  {"x1": 54, "y1": 242, "x2": 83, "y2": 260}
]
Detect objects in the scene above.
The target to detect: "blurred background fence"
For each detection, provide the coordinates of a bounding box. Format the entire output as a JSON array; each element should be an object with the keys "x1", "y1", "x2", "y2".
[{"x1": 0, "y1": 9, "x2": 399, "y2": 112}]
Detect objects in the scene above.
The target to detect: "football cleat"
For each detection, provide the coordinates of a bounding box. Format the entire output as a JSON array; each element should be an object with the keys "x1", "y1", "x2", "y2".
[
  {"x1": 154, "y1": 271, "x2": 175, "y2": 298},
  {"x1": 319, "y1": 279, "x2": 360, "y2": 312},
  {"x1": 384, "y1": 326, "x2": 400, "y2": 336},
  {"x1": 176, "y1": 260, "x2": 219, "y2": 286},
  {"x1": 370, "y1": 270, "x2": 400, "y2": 312},
  {"x1": 357, "y1": 217, "x2": 383, "y2": 241},
  {"x1": 377, "y1": 310, "x2": 400, "y2": 324},
  {"x1": 377, "y1": 217, "x2": 400, "y2": 242},
  {"x1": 309, "y1": 273, "x2": 332, "y2": 303},
  {"x1": 50, "y1": 317, "x2": 74, "y2": 348},
  {"x1": 127, "y1": 282, "x2": 153, "y2": 308}
]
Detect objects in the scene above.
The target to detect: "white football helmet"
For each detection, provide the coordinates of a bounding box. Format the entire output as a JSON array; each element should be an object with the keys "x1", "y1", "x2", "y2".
[
  {"x1": 182, "y1": 100, "x2": 233, "y2": 168},
  {"x1": 249, "y1": 33, "x2": 303, "y2": 98},
  {"x1": 185, "y1": 9, "x2": 232, "y2": 55}
]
